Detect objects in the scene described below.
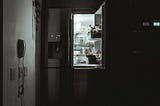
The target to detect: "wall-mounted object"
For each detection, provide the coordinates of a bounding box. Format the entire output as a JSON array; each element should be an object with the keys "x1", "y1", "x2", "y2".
[
  {"x1": 17, "y1": 39, "x2": 26, "y2": 58},
  {"x1": 10, "y1": 67, "x2": 17, "y2": 80}
]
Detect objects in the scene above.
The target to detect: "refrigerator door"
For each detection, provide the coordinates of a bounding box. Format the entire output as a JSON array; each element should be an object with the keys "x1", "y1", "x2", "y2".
[{"x1": 48, "y1": 68, "x2": 60, "y2": 105}]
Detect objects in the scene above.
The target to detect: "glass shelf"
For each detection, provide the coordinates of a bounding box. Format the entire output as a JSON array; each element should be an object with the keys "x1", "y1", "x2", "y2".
[
  {"x1": 74, "y1": 54, "x2": 86, "y2": 56},
  {"x1": 74, "y1": 43, "x2": 93, "y2": 47}
]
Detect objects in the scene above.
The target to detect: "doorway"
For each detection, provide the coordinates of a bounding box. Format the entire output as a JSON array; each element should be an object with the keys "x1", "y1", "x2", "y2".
[{"x1": 40, "y1": 0, "x2": 107, "y2": 106}]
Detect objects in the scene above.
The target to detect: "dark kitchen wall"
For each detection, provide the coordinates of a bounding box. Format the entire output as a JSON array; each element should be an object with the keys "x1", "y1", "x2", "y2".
[
  {"x1": 106, "y1": 0, "x2": 160, "y2": 106},
  {"x1": 105, "y1": 0, "x2": 134, "y2": 105},
  {"x1": 3, "y1": 0, "x2": 37, "y2": 106},
  {"x1": 0, "y1": 0, "x2": 3, "y2": 105}
]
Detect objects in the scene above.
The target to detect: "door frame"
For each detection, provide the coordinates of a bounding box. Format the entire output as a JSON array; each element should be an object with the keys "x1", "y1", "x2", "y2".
[
  {"x1": 70, "y1": 4, "x2": 107, "y2": 70},
  {"x1": 39, "y1": 0, "x2": 48, "y2": 105},
  {"x1": 0, "y1": 0, "x2": 3, "y2": 105}
]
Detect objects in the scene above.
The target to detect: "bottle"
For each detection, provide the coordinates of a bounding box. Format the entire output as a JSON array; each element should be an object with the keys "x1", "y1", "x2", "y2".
[{"x1": 80, "y1": 48, "x2": 83, "y2": 54}]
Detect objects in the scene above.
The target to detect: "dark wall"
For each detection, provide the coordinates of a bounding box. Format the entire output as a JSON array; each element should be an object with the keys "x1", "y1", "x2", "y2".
[
  {"x1": 0, "y1": 0, "x2": 3, "y2": 105},
  {"x1": 106, "y1": 0, "x2": 160, "y2": 105},
  {"x1": 106, "y1": 0, "x2": 134, "y2": 105}
]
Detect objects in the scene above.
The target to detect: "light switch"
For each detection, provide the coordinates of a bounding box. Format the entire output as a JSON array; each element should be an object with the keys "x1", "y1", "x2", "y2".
[{"x1": 10, "y1": 67, "x2": 17, "y2": 80}]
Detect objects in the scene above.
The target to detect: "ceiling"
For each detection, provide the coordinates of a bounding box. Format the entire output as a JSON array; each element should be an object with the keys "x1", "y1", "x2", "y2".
[{"x1": 48, "y1": 0, "x2": 105, "y2": 10}]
